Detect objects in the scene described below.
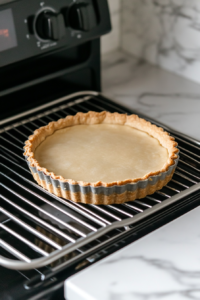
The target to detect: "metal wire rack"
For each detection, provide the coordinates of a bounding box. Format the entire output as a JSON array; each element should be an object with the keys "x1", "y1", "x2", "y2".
[{"x1": 1, "y1": 91, "x2": 200, "y2": 276}]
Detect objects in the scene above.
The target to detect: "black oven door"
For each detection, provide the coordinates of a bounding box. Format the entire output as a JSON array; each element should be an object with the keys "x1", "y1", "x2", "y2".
[{"x1": 0, "y1": 38, "x2": 101, "y2": 121}]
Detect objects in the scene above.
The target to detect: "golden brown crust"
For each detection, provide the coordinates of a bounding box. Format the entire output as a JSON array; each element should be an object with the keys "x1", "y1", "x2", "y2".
[{"x1": 24, "y1": 111, "x2": 178, "y2": 187}]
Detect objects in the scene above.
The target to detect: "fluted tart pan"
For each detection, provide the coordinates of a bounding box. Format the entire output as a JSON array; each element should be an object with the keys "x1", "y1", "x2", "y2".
[{"x1": 24, "y1": 111, "x2": 179, "y2": 205}]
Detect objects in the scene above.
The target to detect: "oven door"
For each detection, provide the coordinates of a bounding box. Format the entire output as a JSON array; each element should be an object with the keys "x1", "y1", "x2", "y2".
[{"x1": 0, "y1": 38, "x2": 101, "y2": 121}]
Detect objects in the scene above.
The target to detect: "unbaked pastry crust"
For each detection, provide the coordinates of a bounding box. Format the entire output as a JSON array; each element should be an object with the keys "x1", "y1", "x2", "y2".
[
  {"x1": 24, "y1": 111, "x2": 178, "y2": 188},
  {"x1": 34, "y1": 124, "x2": 169, "y2": 183}
]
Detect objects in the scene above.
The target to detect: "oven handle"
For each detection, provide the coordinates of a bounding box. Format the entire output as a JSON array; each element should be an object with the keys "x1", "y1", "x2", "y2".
[{"x1": 1, "y1": 183, "x2": 199, "y2": 271}]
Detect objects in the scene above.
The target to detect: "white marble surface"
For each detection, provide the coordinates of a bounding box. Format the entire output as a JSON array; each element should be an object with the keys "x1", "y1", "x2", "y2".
[
  {"x1": 102, "y1": 51, "x2": 200, "y2": 141},
  {"x1": 121, "y1": 0, "x2": 200, "y2": 84},
  {"x1": 65, "y1": 206, "x2": 200, "y2": 300},
  {"x1": 101, "y1": 0, "x2": 121, "y2": 54}
]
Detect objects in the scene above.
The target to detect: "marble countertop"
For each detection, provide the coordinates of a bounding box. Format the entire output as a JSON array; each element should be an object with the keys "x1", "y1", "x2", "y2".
[
  {"x1": 101, "y1": 51, "x2": 200, "y2": 141},
  {"x1": 65, "y1": 206, "x2": 200, "y2": 300}
]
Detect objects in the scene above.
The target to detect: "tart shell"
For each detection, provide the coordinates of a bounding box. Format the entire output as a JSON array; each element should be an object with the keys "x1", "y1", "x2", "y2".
[{"x1": 24, "y1": 111, "x2": 179, "y2": 205}]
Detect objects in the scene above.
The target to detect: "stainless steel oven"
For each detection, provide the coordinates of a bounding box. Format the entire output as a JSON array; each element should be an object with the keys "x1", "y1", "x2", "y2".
[{"x1": 0, "y1": 1, "x2": 200, "y2": 300}]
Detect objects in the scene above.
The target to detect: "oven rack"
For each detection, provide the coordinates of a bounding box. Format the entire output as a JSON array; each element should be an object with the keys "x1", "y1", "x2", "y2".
[{"x1": 1, "y1": 91, "x2": 200, "y2": 273}]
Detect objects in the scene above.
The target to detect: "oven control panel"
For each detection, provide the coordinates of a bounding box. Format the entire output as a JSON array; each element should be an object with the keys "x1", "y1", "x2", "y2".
[{"x1": 0, "y1": 0, "x2": 111, "y2": 67}]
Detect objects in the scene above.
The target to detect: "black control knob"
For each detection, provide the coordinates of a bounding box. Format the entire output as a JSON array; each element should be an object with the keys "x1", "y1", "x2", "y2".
[
  {"x1": 69, "y1": 2, "x2": 97, "y2": 31},
  {"x1": 35, "y1": 10, "x2": 65, "y2": 41}
]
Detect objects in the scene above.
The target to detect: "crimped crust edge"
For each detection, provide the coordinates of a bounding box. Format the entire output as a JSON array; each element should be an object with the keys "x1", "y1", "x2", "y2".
[{"x1": 24, "y1": 111, "x2": 179, "y2": 187}]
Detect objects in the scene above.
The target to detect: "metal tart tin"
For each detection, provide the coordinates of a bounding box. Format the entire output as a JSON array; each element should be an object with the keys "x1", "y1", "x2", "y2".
[{"x1": 24, "y1": 150, "x2": 179, "y2": 205}]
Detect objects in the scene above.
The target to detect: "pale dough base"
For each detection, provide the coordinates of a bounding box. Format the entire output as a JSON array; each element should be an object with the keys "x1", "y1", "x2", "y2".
[{"x1": 35, "y1": 124, "x2": 169, "y2": 184}]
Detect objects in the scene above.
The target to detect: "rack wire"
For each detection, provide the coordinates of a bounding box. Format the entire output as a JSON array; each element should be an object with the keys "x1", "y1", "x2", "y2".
[{"x1": 1, "y1": 91, "x2": 200, "y2": 275}]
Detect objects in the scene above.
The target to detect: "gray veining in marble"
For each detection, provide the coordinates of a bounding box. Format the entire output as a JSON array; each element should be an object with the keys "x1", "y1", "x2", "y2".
[
  {"x1": 102, "y1": 51, "x2": 200, "y2": 141},
  {"x1": 65, "y1": 206, "x2": 200, "y2": 300},
  {"x1": 121, "y1": 0, "x2": 200, "y2": 84}
]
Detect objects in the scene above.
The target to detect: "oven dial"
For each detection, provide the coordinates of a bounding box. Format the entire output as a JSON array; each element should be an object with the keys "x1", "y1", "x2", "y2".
[
  {"x1": 68, "y1": 2, "x2": 97, "y2": 31},
  {"x1": 35, "y1": 8, "x2": 65, "y2": 42}
]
